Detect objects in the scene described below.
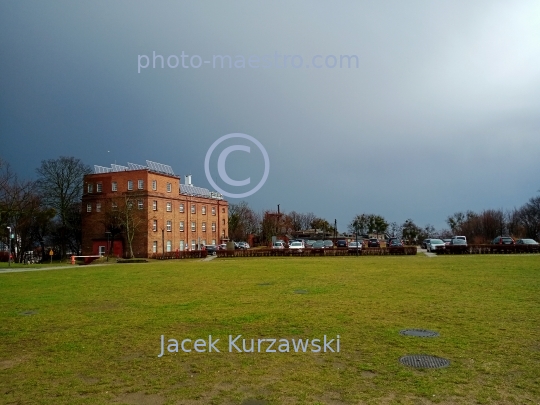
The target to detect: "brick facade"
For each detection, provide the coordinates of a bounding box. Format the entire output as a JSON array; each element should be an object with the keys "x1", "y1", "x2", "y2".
[{"x1": 82, "y1": 169, "x2": 228, "y2": 258}]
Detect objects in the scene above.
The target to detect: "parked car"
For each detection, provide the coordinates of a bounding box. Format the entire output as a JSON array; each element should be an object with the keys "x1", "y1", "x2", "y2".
[
  {"x1": 272, "y1": 241, "x2": 285, "y2": 249},
  {"x1": 218, "y1": 243, "x2": 228, "y2": 250},
  {"x1": 516, "y1": 238, "x2": 539, "y2": 245},
  {"x1": 323, "y1": 240, "x2": 334, "y2": 248},
  {"x1": 426, "y1": 238, "x2": 445, "y2": 252},
  {"x1": 443, "y1": 238, "x2": 452, "y2": 246},
  {"x1": 305, "y1": 240, "x2": 316, "y2": 247},
  {"x1": 336, "y1": 240, "x2": 347, "y2": 248},
  {"x1": 237, "y1": 242, "x2": 250, "y2": 249},
  {"x1": 491, "y1": 236, "x2": 515, "y2": 245},
  {"x1": 388, "y1": 240, "x2": 404, "y2": 247},
  {"x1": 311, "y1": 240, "x2": 326, "y2": 249},
  {"x1": 368, "y1": 238, "x2": 380, "y2": 248},
  {"x1": 205, "y1": 245, "x2": 218, "y2": 255},
  {"x1": 450, "y1": 238, "x2": 467, "y2": 246},
  {"x1": 421, "y1": 239, "x2": 430, "y2": 249},
  {"x1": 348, "y1": 241, "x2": 362, "y2": 251},
  {"x1": 288, "y1": 241, "x2": 305, "y2": 251}
]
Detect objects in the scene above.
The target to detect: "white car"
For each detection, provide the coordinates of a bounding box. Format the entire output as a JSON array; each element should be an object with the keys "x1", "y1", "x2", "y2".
[
  {"x1": 348, "y1": 241, "x2": 362, "y2": 250},
  {"x1": 288, "y1": 241, "x2": 305, "y2": 250},
  {"x1": 426, "y1": 238, "x2": 445, "y2": 252},
  {"x1": 272, "y1": 241, "x2": 285, "y2": 249}
]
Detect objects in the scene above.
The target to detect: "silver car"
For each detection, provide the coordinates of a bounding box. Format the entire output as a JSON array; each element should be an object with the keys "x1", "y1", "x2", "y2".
[{"x1": 426, "y1": 238, "x2": 445, "y2": 252}]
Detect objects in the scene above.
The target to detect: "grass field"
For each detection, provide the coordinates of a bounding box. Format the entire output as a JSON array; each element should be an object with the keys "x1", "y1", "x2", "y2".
[{"x1": 1, "y1": 255, "x2": 539, "y2": 405}]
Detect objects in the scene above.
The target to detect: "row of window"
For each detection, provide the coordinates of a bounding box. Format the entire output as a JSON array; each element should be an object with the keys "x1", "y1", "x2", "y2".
[
  {"x1": 152, "y1": 220, "x2": 223, "y2": 232},
  {"x1": 87, "y1": 179, "x2": 175, "y2": 193},
  {"x1": 152, "y1": 240, "x2": 216, "y2": 252},
  {"x1": 86, "y1": 201, "x2": 225, "y2": 214}
]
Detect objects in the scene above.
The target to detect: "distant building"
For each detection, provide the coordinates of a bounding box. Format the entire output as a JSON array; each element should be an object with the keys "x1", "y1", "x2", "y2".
[{"x1": 81, "y1": 161, "x2": 228, "y2": 258}]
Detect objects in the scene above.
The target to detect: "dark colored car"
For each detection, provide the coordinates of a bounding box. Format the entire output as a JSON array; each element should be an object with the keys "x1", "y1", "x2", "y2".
[
  {"x1": 450, "y1": 238, "x2": 467, "y2": 246},
  {"x1": 336, "y1": 240, "x2": 347, "y2": 248},
  {"x1": 368, "y1": 238, "x2": 380, "y2": 247},
  {"x1": 323, "y1": 240, "x2": 334, "y2": 248},
  {"x1": 421, "y1": 239, "x2": 430, "y2": 249},
  {"x1": 311, "y1": 240, "x2": 326, "y2": 249},
  {"x1": 205, "y1": 245, "x2": 218, "y2": 255},
  {"x1": 388, "y1": 240, "x2": 404, "y2": 247},
  {"x1": 443, "y1": 238, "x2": 452, "y2": 246},
  {"x1": 491, "y1": 236, "x2": 515, "y2": 245}
]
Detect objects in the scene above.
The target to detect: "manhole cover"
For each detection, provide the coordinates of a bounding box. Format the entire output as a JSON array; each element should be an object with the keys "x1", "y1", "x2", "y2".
[
  {"x1": 294, "y1": 290, "x2": 308, "y2": 294},
  {"x1": 20, "y1": 310, "x2": 38, "y2": 316},
  {"x1": 399, "y1": 354, "x2": 450, "y2": 368},
  {"x1": 400, "y1": 329, "x2": 439, "y2": 337}
]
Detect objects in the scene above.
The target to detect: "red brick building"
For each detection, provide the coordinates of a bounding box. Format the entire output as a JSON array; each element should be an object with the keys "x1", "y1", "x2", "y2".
[{"x1": 81, "y1": 161, "x2": 228, "y2": 258}]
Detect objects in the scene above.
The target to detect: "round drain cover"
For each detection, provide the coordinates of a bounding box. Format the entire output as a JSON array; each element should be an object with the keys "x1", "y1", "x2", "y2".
[
  {"x1": 399, "y1": 354, "x2": 450, "y2": 368},
  {"x1": 400, "y1": 329, "x2": 439, "y2": 337}
]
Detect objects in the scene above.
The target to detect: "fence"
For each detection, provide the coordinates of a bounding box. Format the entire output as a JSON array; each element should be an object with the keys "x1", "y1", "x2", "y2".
[
  {"x1": 435, "y1": 244, "x2": 540, "y2": 255},
  {"x1": 150, "y1": 250, "x2": 208, "y2": 259},
  {"x1": 216, "y1": 247, "x2": 417, "y2": 258}
]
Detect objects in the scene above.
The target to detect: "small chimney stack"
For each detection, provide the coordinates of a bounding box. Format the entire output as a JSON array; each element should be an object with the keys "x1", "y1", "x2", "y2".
[{"x1": 185, "y1": 175, "x2": 192, "y2": 185}]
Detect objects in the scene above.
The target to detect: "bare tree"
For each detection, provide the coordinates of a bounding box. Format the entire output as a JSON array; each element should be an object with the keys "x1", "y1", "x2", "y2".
[{"x1": 36, "y1": 156, "x2": 91, "y2": 258}]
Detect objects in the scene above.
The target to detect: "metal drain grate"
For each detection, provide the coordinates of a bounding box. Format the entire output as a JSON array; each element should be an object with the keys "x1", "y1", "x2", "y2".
[
  {"x1": 400, "y1": 329, "x2": 439, "y2": 337},
  {"x1": 19, "y1": 310, "x2": 38, "y2": 316},
  {"x1": 399, "y1": 354, "x2": 450, "y2": 368}
]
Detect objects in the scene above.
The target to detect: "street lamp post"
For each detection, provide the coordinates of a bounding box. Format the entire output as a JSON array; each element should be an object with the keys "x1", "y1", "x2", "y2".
[
  {"x1": 105, "y1": 231, "x2": 111, "y2": 261},
  {"x1": 6, "y1": 226, "x2": 11, "y2": 266}
]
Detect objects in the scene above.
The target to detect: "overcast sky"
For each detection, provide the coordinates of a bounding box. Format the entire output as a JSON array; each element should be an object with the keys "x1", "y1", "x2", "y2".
[{"x1": 1, "y1": 1, "x2": 539, "y2": 232}]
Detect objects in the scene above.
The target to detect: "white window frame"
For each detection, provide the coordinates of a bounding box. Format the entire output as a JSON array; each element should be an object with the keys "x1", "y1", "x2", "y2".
[
  {"x1": 191, "y1": 240, "x2": 196, "y2": 250},
  {"x1": 179, "y1": 240, "x2": 185, "y2": 251},
  {"x1": 191, "y1": 204, "x2": 196, "y2": 214},
  {"x1": 152, "y1": 241, "x2": 158, "y2": 253},
  {"x1": 138, "y1": 200, "x2": 143, "y2": 210},
  {"x1": 166, "y1": 202, "x2": 172, "y2": 212},
  {"x1": 202, "y1": 222, "x2": 206, "y2": 232},
  {"x1": 212, "y1": 207, "x2": 216, "y2": 215},
  {"x1": 112, "y1": 181, "x2": 117, "y2": 191},
  {"x1": 152, "y1": 200, "x2": 157, "y2": 211},
  {"x1": 212, "y1": 222, "x2": 216, "y2": 232},
  {"x1": 166, "y1": 240, "x2": 172, "y2": 252},
  {"x1": 138, "y1": 179, "x2": 144, "y2": 190},
  {"x1": 202, "y1": 206, "x2": 206, "y2": 215},
  {"x1": 179, "y1": 221, "x2": 184, "y2": 232},
  {"x1": 87, "y1": 184, "x2": 93, "y2": 193},
  {"x1": 179, "y1": 203, "x2": 184, "y2": 213},
  {"x1": 96, "y1": 183, "x2": 102, "y2": 192},
  {"x1": 127, "y1": 180, "x2": 133, "y2": 190},
  {"x1": 152, "y1": 180, "x2": 157, "y2": 190},
  {"x1": 191, "y1": 221, "x2": 196, "y2": 232},
  {"x1": 167, "y1": 182, "x2": 172, "y2": 192},
  {"x1": 96, "y1": 203, "x2": 101, "y2": 212},
  {"x1": 87, "y1": 203, "x2": 92, "y2": 212},
  {"x1": 153, "y1": 220, "x2": 157, "y2": 232},
  {"x1": 166, "y1": 220, "x2": 172, "y2": 232}
]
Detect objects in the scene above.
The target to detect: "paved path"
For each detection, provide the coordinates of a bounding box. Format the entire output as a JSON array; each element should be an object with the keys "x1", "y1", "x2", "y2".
[
  {"x1": 417, "y1": 247, "x2": 437, "y2": 257},
  {"x1": 0, "y1": 264, "x2": 111, "y2": 274}
]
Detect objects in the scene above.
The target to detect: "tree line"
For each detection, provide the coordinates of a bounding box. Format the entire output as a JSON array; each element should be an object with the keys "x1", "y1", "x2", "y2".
[{"x1": 0, "y1": 156, "x2": 91, "y2": 262}]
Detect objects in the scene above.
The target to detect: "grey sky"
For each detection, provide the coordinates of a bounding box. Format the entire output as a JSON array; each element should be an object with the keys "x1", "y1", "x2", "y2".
[{"x1": 1, "y1": 1, "x2": 539, "y2": 231}]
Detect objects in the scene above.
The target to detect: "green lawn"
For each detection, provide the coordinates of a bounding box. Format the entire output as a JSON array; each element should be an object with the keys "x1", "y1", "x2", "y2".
[{"x1": 1, "y1": 256, "x2": 539, "y2": 404}]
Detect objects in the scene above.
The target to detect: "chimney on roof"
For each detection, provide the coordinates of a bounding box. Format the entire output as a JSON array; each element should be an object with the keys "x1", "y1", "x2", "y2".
[{"x1": 185, "y1": 175, "x2": 192, "y2": 185}]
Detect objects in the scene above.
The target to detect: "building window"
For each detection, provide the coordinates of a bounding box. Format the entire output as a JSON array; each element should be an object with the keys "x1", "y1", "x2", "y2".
[
  {"x1": 191, "y1": 240, "x2": 196, "y2": 250},
  {"x1": 202, "y1": 206, "x2": 206, "y2": 215},
  {"x1": 179, "y1": 240, "x2": 185, "y2": 251},
  {"x1": 179, "y1": 203, "x2": 184, "y2": 213},
  {"x1": 212, "y1": 222, "x2": 216, "y2": 232},
  {"x1": 138, "y1": 200, "x2": 143, "y2": 210},
  {"x1": 152, "y1": 241, "x2": 157, "y2": 253},
  {"x1": 166, "y1": 202, "x2": 172, "y2": 212},
  {"x1": 166, "y1": 220, "x2": 172, "y2": 231},
  {"x1": 222, "y1": 219, "x2": 225, "y2": 225},
  {"x1": 138, "y1": 180, "x2": 144, "y2": 190},
  {"x1": 96, "y1": 183, "x2": 102, "y2": 192},
  {"x1": 212, "y1": 239, "x2": 216, "y2": 245},
  {"x1": 128, "y1": 180, "x2": 133, "y2": 190},
  {"x1": 96, "y1": 203, "x2": 101, "y2": 212},
  {"x1": 87, "y1": 203, "x2": 92, "y2": 212},
  {"x1": 87, "y1": 184, "x2": 93, "y2": 193},
  {"x1": 179, "y1": 221, "x2": 184, "y2": 231},
  {"x1": 191, "y1": 204, "x2": 196, "y2": 214},
  {"x1": 222, "y1": 208, "x2": 225, "y2": 213},
  {"x1": 166, "y1": 240, "x2": 172, "y2": 252},
  {"x1": 152, "y1": 180, "x2": 157, "y2": 190},
  {"x1": 202, "y1": 222, "x2": 206, "y2": 232},
  {"x1": 212, "y1": 207, "x2": 216, "y2": 215},
  {"x1": 127, "y1": 201, "x2": 133, "y2": 210},
  {"x1": 112, "y1": 201, "x2": 118, "y2": 210},
  {"x1": 167, "y1": 182, "x2": 172, "y2": 192},
  {"x1": 152, "y1": 200, "x2": 157, "y2": 211},
  {"x1": 191, "y1": 221, "x2": 196, "y2": 232},
  {"x1": 202, "y1": 239, "x2": 206, "y2": 246},
  {"x1": 153, "y1": 220, "x2": 157, "y2": 231},
  {"x1": 112, "y1": 181, "x2": 117, "y2": 191}
]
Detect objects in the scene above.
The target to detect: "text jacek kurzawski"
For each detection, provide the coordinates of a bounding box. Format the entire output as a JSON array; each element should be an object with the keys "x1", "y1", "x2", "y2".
[{"x1": 158, "y1": 335, "x2": 340, "y2": 357}]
